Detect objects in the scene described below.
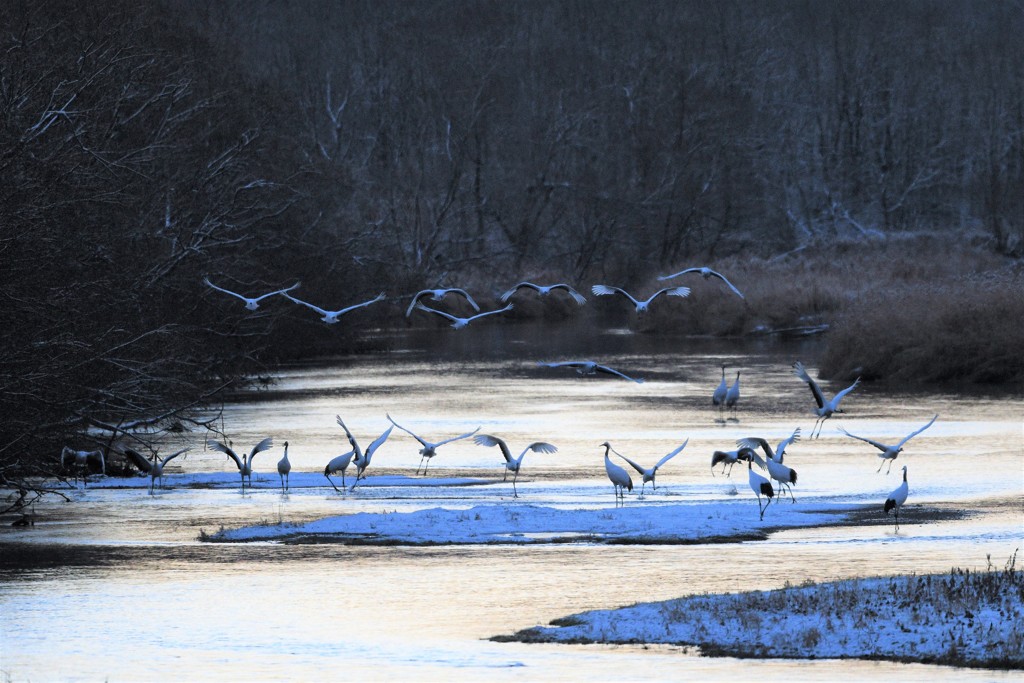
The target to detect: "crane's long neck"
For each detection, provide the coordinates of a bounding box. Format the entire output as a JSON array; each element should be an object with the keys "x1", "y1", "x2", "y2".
[{"x1": 903, "y1": 468, "x2": 908, "y2": 483}]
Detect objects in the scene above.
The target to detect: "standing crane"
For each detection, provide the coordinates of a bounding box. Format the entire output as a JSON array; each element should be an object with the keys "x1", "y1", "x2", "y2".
[
  {"x1": 210, "y1": 437, "x2": 274, "y2": 492},
  {"x1": 122, "y1": 447, "x2": 189, "y2": 494},
  {"x1": 612, "y1": 439, "x2": 689, "y2": 495},
  {"x1": 601, "y1": 442, "x2": 633, "y2": 505},
  {"x1": 473, "y1": 434, "x2": 557, "y2": 498},
  {"x1": 277, "y1": 442, "x2": 291, "y2": 491},
  {"x1": 335, "y1": 416, "x2": 394, "y2": 490},
  {"x1": 884, "y1": 466, "x2": 910, "y2": 532}
]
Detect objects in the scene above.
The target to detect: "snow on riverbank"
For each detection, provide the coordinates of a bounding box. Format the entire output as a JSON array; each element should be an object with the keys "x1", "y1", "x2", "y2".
[
  {"x1": 499, "y1": 562, "x2": 1024, "y2": 670},
  {"x1": 206, "y1": 499, "x2": 853, "y2": 544}
]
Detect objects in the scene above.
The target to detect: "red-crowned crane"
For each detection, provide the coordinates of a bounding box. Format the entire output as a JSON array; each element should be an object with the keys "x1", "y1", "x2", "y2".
[
  {"x1": 60, "y1": 447, "x2": 105, "y2": 487},
  {"x1": 210, "y1": 437, "x2": 274, "y2": 492},
  {"x1": 386, "y1": 413, "x2": 480, "y2": 474},
  {"x1": 203, "y1": 278, "x2": 299, "y2": 310},
  {"x1": 335, "y1": 416, "x2": 393, "y2": 490},
  {"x1": 324, "y1": 451, "x2": 354, "y2": 492},
  {"x1": 500, "y1": 281, "x2": 587, "y2": 306},
  {"x1": 601, "y1": 442, "x2": 633, "y2": 506},
  {"x1": 590, "y1": 284, "x2": 690, "y2": 312},
  {"x1": 538, "y1": 360, "x2": 644, "y2": 383},
  {"x1": 473, "y1": 434, "x2": 557, "y2": 498},
  {"x1": 712, "y1": 365, "x2": 728, "y2": 413},
  {"x1": 839, "y1": 414, "x2": 938, "y2": 474},
  {"x1": 122, "y1": 447, "x2": 189, "y2": 494},
  {"x1": 612, "y1": 439, "x2": 688, "y2": 495},
  {"x1": 884, "y1": 465, "x2": 910, "y2": 532},
  {"x1": 748, "y1": 455, "x2": 774, "y2": 520},
  {"x1": 792, "y1": 361, "x2": 861, "y2": 438},
  {"x1": 283, "y1": 291, "x2": 386, "y2": 324},
  {"x1": 414, "y1": 302, "x2": 513, "y2": 329},
  {"x1": 738, "y1": 429, "x2": 800, "y2": 502},
  {"x1": 276, "y1": 442, "x2": 291, "y2": 491},
  {"x1": 405, "y1": 288, "x2": 480, "y2": 317},
  {"x1": 657, "y1": 266, "x2": 745, "y2": 299},
  {"x1": 710, "y1": 446, "x2": 758, "y2": 477}
]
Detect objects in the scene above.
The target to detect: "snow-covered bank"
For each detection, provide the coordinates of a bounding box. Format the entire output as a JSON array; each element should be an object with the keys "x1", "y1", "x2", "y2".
[
  {"x1": 498, "y1": 562, "x2": 1024, "y2": 670},
  {"x1": 205, "y1": 499, "x2": 854, "y2": 544}
]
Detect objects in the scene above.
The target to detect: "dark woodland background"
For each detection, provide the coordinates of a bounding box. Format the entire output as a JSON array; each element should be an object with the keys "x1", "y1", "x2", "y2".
[{"x1": 1, "y1": 1, "x2": 1022, "y2": 483}]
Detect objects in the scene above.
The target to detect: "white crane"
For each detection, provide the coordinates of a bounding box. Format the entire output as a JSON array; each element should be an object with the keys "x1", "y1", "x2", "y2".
[
  {"x1": 203, "y1": 278, "x2": 300, "y2": 310},
  {"x1": 725, "y1": 371, "x2": 741, "y2": 414},
  {"x1": 122, "y1": 447, "x2": 189, "y2": 493},
  {"x1": 209, "y1": 437, "x2": 274, "y2": 491},
  {"x1": 839, "y1": 414, "x2": 938, "y2": 474},
  {"x1": 710, "y1": 446, "x2": 758, "y2": 477},
  {"x1": 591, "y1": 284, "x2": 690, "y2": 312},
  {"x1": 884, "y1": 465, "x2": 910, "y2": 532},
  {"x1": 335, "y1": 416, "x2": 394, "y2": 490},
  {"x1": 500, "y1": 282, "x2": 587, "y2": 306},
  {"x1": 656, "y1": 266, "x2": 745, "y2": 299},
  {"x1": 738, "y1": 429, "x2": 800, "y2": 502},
  {"x1": 60, "y1": 447, "x2": 105, "y2": 486},
  {"x1": 601, "y1": 442, "x2": 633, "y2": 505},
  {"x1": 792, "y1": 361, "x2": 861, "y2": 438},
  {"x1": 277, "y1": 441, "x2": 291, "y2": 491},
  {"x1": 414, "y1": 302, "x2": 514, "y2": 329},
  {"x1": 405, "y1": 288, "x2": 480, "y2": 317},
  {"x1": 712, "y1": 365, "x2": 728, "y2": 412},
  {"x1": 386, "y1": 413, "x2": 480, "y2": 474},
  {"x1": 537, "y1": 360, "x2": 644, "y2": 383},
  {"x1": 473, "y1": 434, "x2": 557, "y2": 498},
  {"x1": 748, "y1": 456, "x2": 775, "y2": 520},
  {"x1": 324, "y1": 450, "x2": 355, "y2": 492},
  {"x1": 612, "y1": 439, "x2": 688, "y2": 495},
  {"x1": 283, "y1": 291, "x2": 386, "y2": 324}
]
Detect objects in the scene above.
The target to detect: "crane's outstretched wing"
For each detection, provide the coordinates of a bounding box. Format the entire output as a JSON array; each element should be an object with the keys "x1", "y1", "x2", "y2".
[
  {"x1": 209, "y1": 441, "x2": 243, "y2": 470},
  {"x1": 705, "y1": 270, "x2": 745, "y2": 299},
  {"x1": 282, "y1": 292, "x2": 330, "y2": 316},
  {"x1": 647, "y1": 286, "x2": 691, "y2": 303},
  {"x1": 657, "y1": 267, "x2": 702, "y2": 281},
  {"x1": 339, "y1": 292, "x2": 386, "y2": 315},
  {"x1": 434, "y1": 427, "x2": 481, "y2": 448},
  {"x1": 792, "y1": 361, "x2": 826, "y2": 409},
  {"x1": 591, "y1": 285, "x2": 639, "y2": 306},
  {"x1": 524, "y1": 442, "x2": 558, "y2": 455},
  {"x1": 500, "y1": 282, "x2": 534, "y2": 302},
  {"x1": 736, "y1": 436, "x2": 771, "y2": 457},
  {"x1": 615, "y1": 450, "x2": 648, "y2": 476},
  {"x1": 160, "y1": 448, "x2": 190, "y2": 467},
  {"x1": 248, "y1": 437, "x2": 274, "y2": 463},
  {"x1": 832, "y1": 377, "x2": 861, "y2": 407},
  {"x1": 837, "y1": 427, "x2": 890, "y2": 453},
  {"x1": 466, "y1": 304, "x2": 513, "y2": 322},
  {"x1": 122, "y1": 448, "x2": 153, "y2": 473},
  {"x1": 365, "y1": 425, "x2": 394, "y2": 458},
  {"x1": 203, "y1": 278, "x2": 248, "y2": 302},
  {"x1": 336, "y1": 415, "x2": 361, "y2": 454},
  {"x1": 593, "y1": 364, "x2": 644, "y2": 383},
  {"x1": 473, "y1": 434, "x2": 513, "y2": 463},
  {"x1": 447, "y1": 288, "x2": 480, "y2": 311},
  {"x1": 415, "y1": 302, "x2": 460, "y2": 323},
  {"x1": 774, "y1": 429, "x2": 801, "y2": 460},
  {"x1": 896, "y1": 414, "x2": 938, "y2": 449},
  {"x1": 254, "y1": 282, "x2": 301, "y2": 302},
  {"x1": 386, "y1": 414, "x2": 429, "y2": 448},
  {"x1": 656, "y1": 439, "x2": 689, "y2": 469},
  {"x1": 551, "y1": 284, "x2": 587, "y2": 305}
]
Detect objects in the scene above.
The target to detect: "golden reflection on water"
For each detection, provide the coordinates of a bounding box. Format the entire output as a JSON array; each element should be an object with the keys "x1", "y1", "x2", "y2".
[{"x1": 2, "y1": 338, "x2": 1022, "y2": 681}]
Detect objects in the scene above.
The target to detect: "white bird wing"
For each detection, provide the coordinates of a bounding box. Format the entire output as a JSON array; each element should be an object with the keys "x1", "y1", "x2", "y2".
[
  {"x1": 247, "y1": 437, "x2": 274, "y2": 465},
  {"x1": 336, "y1": 415, "x2": 361, "y2": 454},
  {"x1": 339, "y1": 292, "x2": 386, "y2": 315},
  {"x1": 895, "y1": 414, "x2": 938, "y2": 449},
  {"x1": 551, "y1": 284, "x2": 587, "y2": 305},
  {"x1": 122, "y1": 448, "x2": 153, "y2": 473},
  {"x1": 253, "y1": 282, "x2": 301, "y2": 302},
  {"x1": 591, "y1": 285, "x2": 639, "y2": 306},
  {"x1": 203, "y1": 278, "x2": 249, "y2": 302},
  {"x1": 593, "y1": 364, "x2": 644, "y2": 383},
  {"x1": 748, "y1": 452, "x2": 768, "y2": 470},
  {"x1": 386, "y1": 414, "x2": 429, "y2": 448},
  {"x1": 736, "y1": 436, "x2": 771, "y2": 457},
  {"x1": 656, "y1": 438, "x2": 689, "y2": 469},
  {"x1": 209, "y1": 441, "x2": 243, "y2": 470},
  {"x1": 832, "y1": 376, "x2": 861, "y2": 406},
  {"x1": 793, "y1": 361, "x2": 826, "y2": 409},
  {"x1": 406, "y1": 291, "x2": 430, "y2": 317},
  {"x1": 837, "y1": 426, "x2": 890, "y2": 453},
  {"x1": 365, "y1": 425, "x2": 394, "y2": 458},
  {"x1": 282, "y1": 292, "x2": 330, "y2": 316},
  {"x1": 705, "y1": 270, "x2": 745, "y2": 299},
  {"x1": 160, "y1": 447, "x2": 190, "y2": 467},
  {"x1": 415, "y1": 302, "x2": 460, "y2": 323},
  {"x1": 774, "y1": 429, "x2": 801, "y2": 459},
  {"x1": 467, "y1": 304, "x2": 513, "y2": 322},
  {"x1": 657, "y1": 267, "x2": 701, "y2": 281},
  {"x1": 646, "y1": 286, "x2": 691, "y2": 303},
  {"x1": 434, "y1": 427, "x2": 481, "y2": 448},
  {"x1": 447, "y1": 288, "x2": 481, "y2": 311},
  {"x1": 615, "y1": 451, "x2": 648, "y2": 476},
  {"x1": 524, "y1": 442, "x2": 558, "y2": 455},
  {"x1": 474, "y1": 434, "x2": 513, "y2": 463},
  {"x1": 500, "y1": 282, "x2": 533, "y2": 302}
]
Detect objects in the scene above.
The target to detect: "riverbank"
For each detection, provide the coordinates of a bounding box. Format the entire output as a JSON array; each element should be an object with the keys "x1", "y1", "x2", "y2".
[{"x1": 497, "y1": 555, "x2": 1024, "y2": 670}]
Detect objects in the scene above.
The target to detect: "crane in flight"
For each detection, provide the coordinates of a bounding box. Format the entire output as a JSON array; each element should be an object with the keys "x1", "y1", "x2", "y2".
[
  {"x1": 792, "y1": 361, "x2": 861, "y2": 438},
  {"x1": 538, "y1": 360, "x2": 644, "y2": 383},
  {"x1": 386, "y1": 413, "x2": 480, "y2": 474},
  {"x1": 591, "y1": 284, "x2": 690, "y2": 312},
  {"x1": 500, "y1": 282, "x2": 587, "y2": 306},
  {"x1": 414, "y1": 302, "x2": 513, "y2": 329},
  {"x1": 612, "y1": 439, "x2": 689, "y2": 495},
  {"x1": 122, "y1": 446, "x2": 190, "y2": 493},
  {"x1": 473, "y1": 434, "x2": 557, "y2": 498},
  {"x1": 405, "y1": 288, "x2": 480, "y2": 317},
  {"x1": 839, "y1": 414, "x2": 938, "y2": 473},
  {"x1": 335, "y1": 416, "x2": 393, "y2": 490},
  {"x1": 710, "y1": 446, "x2": 758, "y2": 477},
  {"x1": 283, "y1": 292, "x2": 386, "y2": 324},
  {"x1": 657, "y1": 266, "x2": 745, "y2": 299},
  {"x1": 209, "y1": 437, "x2": 274, "y2": 492},
  {"x1": 203, "y1": 278, "x2": 300, "y2": 310}
]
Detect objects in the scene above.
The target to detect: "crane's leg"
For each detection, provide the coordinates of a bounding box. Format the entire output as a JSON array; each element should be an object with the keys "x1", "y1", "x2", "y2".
[
  {"x1": 877, "y1": 459, "x2": 885, "y2": 473},
  {"x1": 757, "y1": 497, "x2": 764, "y2": 520},
  {"x1": 512, "y1": 470, "x2": 519, "y2": 498},
  {"x1": 886, "y1": 459, "x2": 894, "y2": 475},
  {"x1": 763, "y1": 497, "x2": 772, "y2": 519},
  {"x1": 325, "y1": 473, "x2": 341, "y2": 493},
  {"x1": 423, "y1": 457, "x2": 431, "y2": 475},
  {"x1": 894, "y1": 508, "x2": 900, "y2": 533}
]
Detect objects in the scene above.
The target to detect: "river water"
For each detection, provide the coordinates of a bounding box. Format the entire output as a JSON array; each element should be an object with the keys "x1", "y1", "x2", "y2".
[{"x1": 2, "y1": 325, "x2": 1021, "y2": 681}]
